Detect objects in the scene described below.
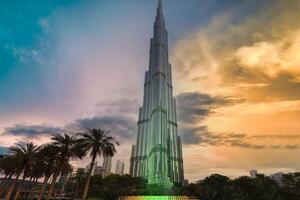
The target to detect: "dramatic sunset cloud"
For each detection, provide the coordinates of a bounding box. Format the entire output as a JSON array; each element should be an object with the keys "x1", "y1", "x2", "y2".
[
  {"x1": 171, "y1": 0, "x2": 300, "y2": 179},
  {"x1": 1, "y1": 0, "x2": 300, "y2": 182}
]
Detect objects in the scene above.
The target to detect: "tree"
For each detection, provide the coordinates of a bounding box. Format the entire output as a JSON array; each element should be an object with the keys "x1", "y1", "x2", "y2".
[
  {"x1": 87, "y1": 174, "x2": 147, "y2": 199},
  {"x1": 231, "y1": 176, "x2": 261, "y2": 200},
  {"x1": 13, "y1": 163, "x2": 31, "y2": 200},
  {"x1": 77, "y1": 129, "x2": 119, "y2": 200},
  {"x1": 27, "y1": 160, "x2": 44, "y2": 200},
  {"x1": 0, "y1": 156, "x2": 17, "y2": 197},
  {"x1": 282, "y1": 174, "x2": 295, "y2": 188},
  {"x1": 72, "y1": 168, "x2": 86, "y2": 198},
  {"x1": 5, "y1": 143, "x2": 40, "y2": 200},
  {"x1": 47, "y1": 133, "x2": 84, "y2": 198},
  {"x1": 196, "y1": 174, "x2": 231, "y2": 200},
  {"x1": 58, "y1": 162, "x2": 73, "y2": 197},
  {"x1": 36, "y1": 144, "x2": 60, "y2": 200}
]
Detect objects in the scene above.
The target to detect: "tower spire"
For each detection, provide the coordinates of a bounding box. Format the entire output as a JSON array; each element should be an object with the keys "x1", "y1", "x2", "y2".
[
  {"x1": 158, "y1": 0, "x2": 162, "y2": 11},
  {"x1": 155, "y1": 0, "x2": 165, "y2": 28}
]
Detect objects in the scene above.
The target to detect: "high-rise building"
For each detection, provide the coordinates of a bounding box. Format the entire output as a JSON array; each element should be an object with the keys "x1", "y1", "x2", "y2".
[
  {"x1": 102, "y1": 156, "x2": 112, "y2": 173},
  {"x1": 115, "y1": 160, "x2": 125, "y2": 175},
  {"x1": 250, "y1": 169, "x2": 258, "y2": 178},
  {"x1": 130, "y1": 0, "x2": 184, "y2": 186}
]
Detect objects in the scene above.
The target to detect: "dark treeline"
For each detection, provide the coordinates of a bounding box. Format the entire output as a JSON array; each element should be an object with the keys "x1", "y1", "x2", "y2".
[
  {"x1": 65, "y1": 174, "x2": 147, "y2": 199},
  {"x1": 175, "y1": 174, "x2": 300, "y2": 200}
]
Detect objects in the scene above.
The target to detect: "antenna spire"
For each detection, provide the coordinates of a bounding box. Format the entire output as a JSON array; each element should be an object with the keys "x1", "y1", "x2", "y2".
[{"x1": 155, "y1": 0, "x2": 165, "y2": 28}]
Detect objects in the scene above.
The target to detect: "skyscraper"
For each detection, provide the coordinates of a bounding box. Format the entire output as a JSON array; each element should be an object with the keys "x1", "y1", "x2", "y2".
[
  {"x1": 115, "y1": 160, "x2": 125, "y2": 175},
  {"x1": 130, "y1": 0, "x2": 184, "y2": 186},
  {"x1": 250, "y1": 169, "x2": 258, "y2": 178},
  {"x1": 102, "y1": 156, "x2": 112, "y2": 172}
]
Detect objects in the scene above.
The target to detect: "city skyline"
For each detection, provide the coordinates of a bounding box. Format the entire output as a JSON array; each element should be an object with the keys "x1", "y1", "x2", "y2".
[{"x1": 1, "y1": 0, "x2": 300, "y2": 182}]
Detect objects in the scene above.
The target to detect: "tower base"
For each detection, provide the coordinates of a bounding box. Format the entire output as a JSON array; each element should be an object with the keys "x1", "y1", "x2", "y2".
[{"x1": 146, "y1": 182, "x2": 173, "y2": 195}]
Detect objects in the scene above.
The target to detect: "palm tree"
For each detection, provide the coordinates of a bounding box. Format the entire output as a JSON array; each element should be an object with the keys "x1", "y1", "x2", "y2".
[
  {"x1": 58, "y1": 162, "x2": 73, "y2": 197},
  {"x1": 0, "y1": 156, "x2": 15, "y2": 184},
  {"x1": 0, "y1": 156, "x2": 17, "y2": 197},
  {"x1": 47, "y1": 133, "x2": 84, "y2": 198},
  {"x1": 77, "y1": 128, "x2": 119, "y2": 200},
  {"x1": 5, "y1": 143, "x2": 40, "y2": 200},
  {"x1": 27, "y1": 149, "x2": 53, "y2": 200},
  {"x1": 13, "y1": 164, "x2": 31, "y2": 200},
  {"x1": 36, "y1": 144, "x2": 60, "y2": 200}
]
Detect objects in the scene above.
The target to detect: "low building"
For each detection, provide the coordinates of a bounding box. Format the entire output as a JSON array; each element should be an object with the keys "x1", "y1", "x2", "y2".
[
  {"x1": 84, "y1": 159, "x2": 112, "y2": 177},
  {"x1": 93, "y1": 165, "x2": 111, "y2": 177},
  {"x1": 0, "y1": 179, "x2": 40, "y2": 198}
]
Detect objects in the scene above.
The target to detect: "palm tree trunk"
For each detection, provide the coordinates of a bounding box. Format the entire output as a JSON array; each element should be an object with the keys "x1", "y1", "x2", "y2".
[
  {"x1": 29, "y1": 187, "x2": 35, "y2": 200},
  {"x1": 5, "y1": 170, "x2": 22, "y2": 200},
  {"x1": 0, "y1": 173, "x2": 12, "y2": 197},
  {"x1": 0, "y1": 174, "x2": 8, "y2": 185},
  {"x1": 13, "y1": 174, "x2": 27, "y2": 200},
  {"x1": 37, "y1": 175, "x2": 50, "y2": 200},
  {"x1": 59, "y1": 173, "x2": 68, "y2": 198},
  {"x1": 14, "y1": 187, "x2": 21, "y2": 200},
  {"x1": 28, "y1": 177, "x2": 35, "y2": 200},
  {"x1": 82, "y1": 153, "x2": 96, "y2": 200},
  {"x1": 47, "y1": 171, "x2": 59, "y2": 198},
  {"x1": 47, "y1": 154, "x2": 66, "y2": 198},
  {"x1": 0, "y1": 174, "x2": 9, "y2": 196},
  {"x1": 73, "y1": 181, "x2": 80, "y2": 199}
]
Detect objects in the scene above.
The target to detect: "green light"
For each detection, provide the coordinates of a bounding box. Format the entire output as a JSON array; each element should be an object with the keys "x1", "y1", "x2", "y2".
[{"x1": 120, "y1": 196, "x2": 191, "y2": 200}]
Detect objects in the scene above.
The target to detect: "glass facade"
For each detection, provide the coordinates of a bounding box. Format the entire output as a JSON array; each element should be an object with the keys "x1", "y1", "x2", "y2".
[{"x1": 130, "y1": 0, "x2": 184, "y2": 186}]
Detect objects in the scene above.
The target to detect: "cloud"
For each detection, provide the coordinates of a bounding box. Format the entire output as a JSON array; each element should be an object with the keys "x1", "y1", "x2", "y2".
[
  {"x1": 71, "y1": 115, "x2": 136, "y2": 142},
  {"x1": 2, "y1": 124, "x2": 63, "y2": 138},
  {"x1": 39, "y1": 17, "x2": 51, "y2": 32},
  {"x1": 1, "y1": 114, "x2": 137, "y2": 147},
  {"x1": 181, "y1": 125, "x2": 300, "y2": 149},
  {"x1": 171, "y1": 0, "x2": 300, "y2": 102},
  {"x1": 171, "y1": 2, "x2": 300, "y2": 182},
  {"x1": 10, "y1": 46, "x2": 45, "y2": 64},
  {"x1": 96, "y1": 98, "x2": 139, "y2": 116},
  {"x1": 176, "y1": 92, "x2": 242, "y2": 123},
  {"x1": 180, "y1": 126, "x2": 207, "y2": 145}
]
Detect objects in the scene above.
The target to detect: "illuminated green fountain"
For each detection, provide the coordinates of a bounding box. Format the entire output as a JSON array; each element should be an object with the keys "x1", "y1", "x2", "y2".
[
  {"x1": 119, "y1": 196, "x2": 192, "y2": 200},
  {"x1": 129, "y1": 0, "x2": 184, "y2": 190}
]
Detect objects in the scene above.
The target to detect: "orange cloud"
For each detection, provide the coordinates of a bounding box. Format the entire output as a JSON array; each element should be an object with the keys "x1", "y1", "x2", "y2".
[{"x1": 171, "y1": 0, "x2": 300, "y2": 180}]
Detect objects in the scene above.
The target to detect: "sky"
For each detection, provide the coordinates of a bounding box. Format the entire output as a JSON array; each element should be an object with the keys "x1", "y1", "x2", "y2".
[{"x1": 1, "y1": 0, "x2": 300, "y2": 182}]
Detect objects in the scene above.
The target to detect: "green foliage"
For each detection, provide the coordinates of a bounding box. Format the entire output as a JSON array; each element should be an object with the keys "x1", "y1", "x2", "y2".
[
  {"x1": 146, "y1": 184, "x2": 170, "y2": 195},
  {"x1": 86, "y1": 174, "x2": 147, "y2": 199},
  {"x1": 175, "y1": 174, "x2": 300, "y2": 200},
  {"x1": 65, "y1": 168, "x2": 87, "y2": 198}
]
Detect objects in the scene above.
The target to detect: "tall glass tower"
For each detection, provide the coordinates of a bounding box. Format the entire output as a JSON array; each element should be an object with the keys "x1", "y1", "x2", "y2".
[{"x1": 130, "y1": 0, "x2": 184, "y2": 186}]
